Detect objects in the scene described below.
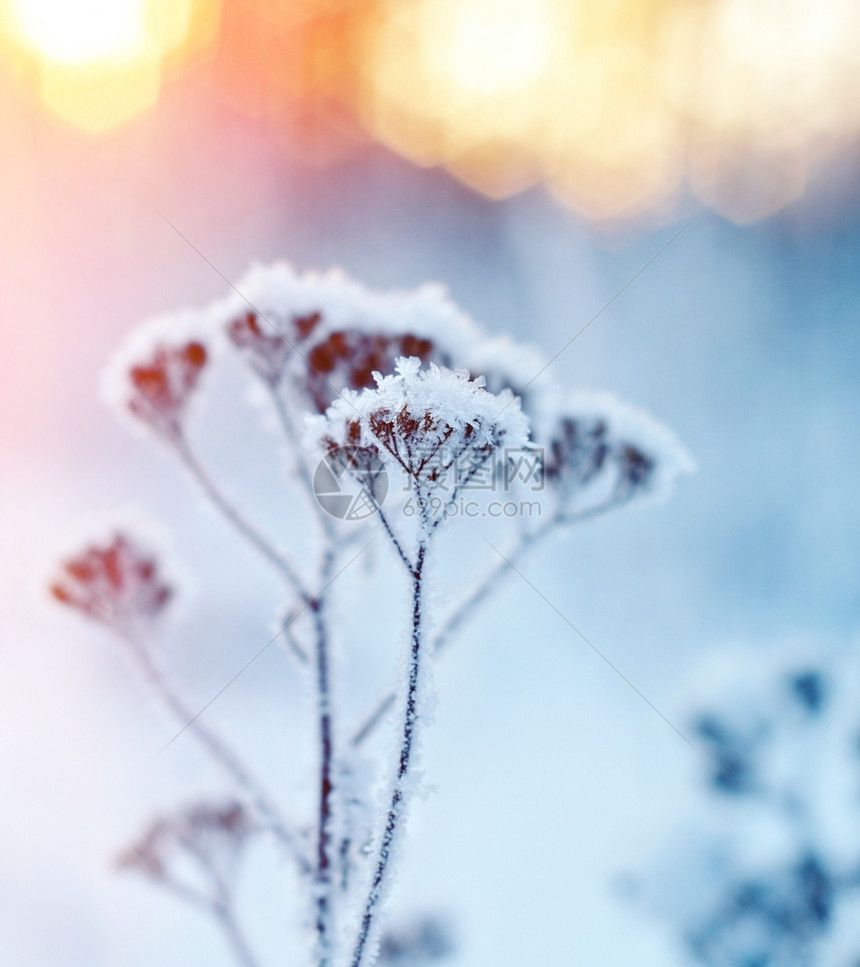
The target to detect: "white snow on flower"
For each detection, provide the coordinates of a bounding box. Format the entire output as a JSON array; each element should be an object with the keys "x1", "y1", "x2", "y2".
[
  {"x1": 100, "y1": 306, "x2": 222, "y2": 440},
  {"x1": 306, "y1": 357, "x2": 530, "y2": 461},
  {"x1": 532, "y1": 385, "x2": 695, "y2": 502},
  {"x1": 220, "y1": 262, "x2": 485, "y2": 353},
  {"x1": 220, "y1": 262, "x2": 555, "y2": 406}
]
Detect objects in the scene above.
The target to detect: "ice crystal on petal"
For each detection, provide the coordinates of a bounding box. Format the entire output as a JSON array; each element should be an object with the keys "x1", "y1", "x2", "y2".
[{"x1": 50, "y1": 532, "x2": 173, "y2": 630}]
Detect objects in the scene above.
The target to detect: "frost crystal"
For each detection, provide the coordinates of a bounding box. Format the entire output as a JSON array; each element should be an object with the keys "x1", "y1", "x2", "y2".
[{"x1": 50, "y1": 532, "x2": 173, "y2": 630}]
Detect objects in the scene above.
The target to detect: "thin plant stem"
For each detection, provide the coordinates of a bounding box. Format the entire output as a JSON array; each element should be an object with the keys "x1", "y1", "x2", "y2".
[
  {"x1": 213, "y1": 899, "x2": 264, "y2": 967},
  {"x1": 175, "y1": 436, "x2": 307, "y2": 597},
  {"x1": 310, "y1": 551, "x2": 337, "y2": 966},
  {"x1": 350, "y1": 497, "x2": 627, "y2": 747},
  {"x1": 375, "y1": 506, "x2": 413, "y2": 574},
  {"x1": 125, "y1": 632, "x2": 311, "y2": 876},
  {"x1": 280, "y1": 605, "x2": 310, "y2": 665},
  {"x1": 349, "y1": 542, "x2": 427, "y2": 967},
  {"x1": 268, "y1": 385, "x2": 336, "y2": 542}
]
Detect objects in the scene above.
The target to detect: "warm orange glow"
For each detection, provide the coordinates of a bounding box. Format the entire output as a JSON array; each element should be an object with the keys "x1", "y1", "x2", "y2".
[
  {"x1": 37, "y1": 55, "x2": 162, "y2": 133},
  {"x1": 3, "y1": 0, "x2": 858, "y2": 219},
  {"x1": 1, "y1": 0, "x2": 218, "y2": 131},
  {"x1": 362, "y1": 0, "x2": 860, "y2": 222},
  {"x1": 11, "y1": 0, "x2": 148, "y2": 65}
]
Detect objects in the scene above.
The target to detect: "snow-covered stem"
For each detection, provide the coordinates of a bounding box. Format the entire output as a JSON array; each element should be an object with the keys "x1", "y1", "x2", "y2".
[
  {"x1": 310, "y1": 551, "x2": 337, "y2": 966},
  {"x1": 257, "y1": 368, "x2": 351, "y2": 967},
  {"x1": 350, "y1": 498, "x2": 627, "y2": 748},
  {"x1": 124, "y1": 632, "x2": 309, "y2": 875},
  {"x1": 349, "y1": 541, "x2": 428, "y2": 967},
  {"x1": 175, "y1": 436, "x2": 307, "y2": 597},
  {"x1": 374, "y1": 506, "x2": 414, "y2": 575}
]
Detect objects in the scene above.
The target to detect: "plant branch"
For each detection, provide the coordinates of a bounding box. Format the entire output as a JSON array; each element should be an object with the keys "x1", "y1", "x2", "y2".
[
  {"x1": 175, "y1": 436, "x2": 307, "y2": 597},
  {"x1": 375, "y1": 506, "x2": 414, "y2": 574},
  {"x1": 213, "y1": 898, "x2": 264, "y2": 967},
  {"x1": 350, "y1": 497, "x2": 627, "y2": 747},
  {"x1": 310, "y1": 551, "x2": 337, "y2": 966},
  {"x1": 124, "y1": 633, "x2": 311, "y2": 876},
  {"x1": 349, "y1": 542, "x2": 428, "y2": 967}
]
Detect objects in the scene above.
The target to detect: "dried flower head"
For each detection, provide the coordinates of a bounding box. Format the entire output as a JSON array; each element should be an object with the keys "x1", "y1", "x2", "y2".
[
  {"x1": 227, "y1": 308, "x2": 321, "y2": 387},
  {"x1": 305, "y1": 329, "x2": 443, "y2": 413},
  {"x1": 50, "y1": 532, "x2": 173, "y2": 630},
  {"x1": 534, "y1": 389, "x2": 695, "y2": 508},
  {"x1": 217, "y1": 263, "x2": 517, "y2": 414},
  {"x1": 118, "y1": 800, "x2": 254, "y2": 891},
  {"x1": 102, "y1": 312, "x2": 212, "y2": 443},
  {"x1": 309, "y1": 358, "x2": 529, "y2": 526}
]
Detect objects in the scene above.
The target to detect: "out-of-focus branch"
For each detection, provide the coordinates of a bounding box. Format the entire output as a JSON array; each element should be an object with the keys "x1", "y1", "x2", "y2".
[
  {"x1": 175, "y1": 436, "x2": 307, "y2": 597},
  {"x1": 125, "y1": 632, "x2": 311, "y2": 876}
]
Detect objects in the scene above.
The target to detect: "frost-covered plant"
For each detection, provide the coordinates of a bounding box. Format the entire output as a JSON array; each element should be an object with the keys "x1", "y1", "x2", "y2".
[
  {"x1": 639, "y1": 646, "x2": 860, "y2": 967},
  {"x1": 52, "y1": 263, "x2": 692, "y2": 967},
  {"x1": 119, "y1": 801, "x2": 258, "y2": 966}
]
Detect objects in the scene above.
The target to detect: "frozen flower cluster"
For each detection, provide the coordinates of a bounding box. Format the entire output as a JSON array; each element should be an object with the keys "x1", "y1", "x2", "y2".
[
  {"x1": 101, "y1": 311, "x2": 216, "y2": 444},
  {"x1": 100, "y1": 262, "x2": 693, "y2": 515},
  {"x1": 534, "y1": 389, "x2": 696, "y2": 511},
  {"x1": 308, "y1": 357, "x2": 529, "y2": 528}
]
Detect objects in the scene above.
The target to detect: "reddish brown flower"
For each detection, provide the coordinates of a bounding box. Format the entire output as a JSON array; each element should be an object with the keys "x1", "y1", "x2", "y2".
[
  {"x1": 125, "y1": 341, "x2": 208, "y2": 441},
  {"x1": 50, "y1": 533, "x2": 173, "y2": 630}
]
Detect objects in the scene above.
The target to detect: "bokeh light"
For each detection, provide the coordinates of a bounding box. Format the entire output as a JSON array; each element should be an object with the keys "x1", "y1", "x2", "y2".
[
  {"x1": 361, "y1": 0, "x2": 860, "y2": 221},
  {"x1": 0, "y1": 0, "x2": 217, "y2": 131},
  {"x1": 1, "y1": 0, "x2": 859, "y2": 218}
]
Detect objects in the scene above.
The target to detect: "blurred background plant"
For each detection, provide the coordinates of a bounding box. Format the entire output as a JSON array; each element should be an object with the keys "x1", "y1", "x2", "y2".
[{"x1": 635, "y1": 643, "x2": 860, "y2": 967}]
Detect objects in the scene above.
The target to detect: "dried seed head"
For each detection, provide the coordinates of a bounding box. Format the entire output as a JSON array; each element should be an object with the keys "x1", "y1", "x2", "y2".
[
  {"x1": 308, "y1": 359, "x2": 529, "y2": 526},
  {"x1": 102, "y1": 310, "x2": 215, "y2": 444},
  {"x1": 533, "y1": 388, "x2": 694, "y2": 507},
  {"x1": 50, "y1": 532, "x2": 173, "y2": 630},
  {"x1": 227, "y1": 309, "x2": 321, "y2": 386},
  {"x1": 117, "y1": 800, "x2": 254, "y2": 890}
]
